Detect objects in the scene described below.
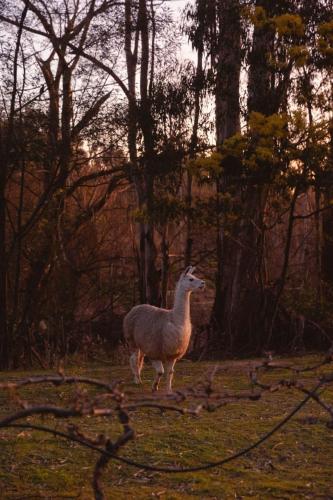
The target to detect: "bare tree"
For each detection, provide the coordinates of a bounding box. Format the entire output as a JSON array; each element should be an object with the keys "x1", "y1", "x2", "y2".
[{"x1": 0, "y1": 0, "x2": 126, "y2": 367}]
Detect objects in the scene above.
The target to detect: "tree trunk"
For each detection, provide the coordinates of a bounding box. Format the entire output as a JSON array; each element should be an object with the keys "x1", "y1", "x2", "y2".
[
  {"x1": 160, "y1": 226, "x2": 169, "y2": 307},
  {"x1": 0, "y1": 5, "x2": 28, "y2": 368},
  {"x1": 0, "y1": 128, "x2": 8, "y2": 369},
  {"x1": 125, "y1": 0, "x2": 160, "y2": 305},
  {"x1": 185, "y1": 41, "x2": 203, "y2": 267},
  {"x1": 211, "y1": 0, "x2": 295, "y2": 354},
  {"x1": 322, "y1": 119, "x2": 333, "y2": 301},
  {"x1": 140, "y1": 0, "x2": 160, "y2": 305},
  {"x1": 322, "y1": 193, "x2": 333, "y2": 301},
  {"x1": 210, "y1": 0, "x2": 241, "y2": 345}
]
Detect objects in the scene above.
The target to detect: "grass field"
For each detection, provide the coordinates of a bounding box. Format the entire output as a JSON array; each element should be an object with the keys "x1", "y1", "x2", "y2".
[{"x1": 0, "y1": 355, "x2": 333, "y2": 499}]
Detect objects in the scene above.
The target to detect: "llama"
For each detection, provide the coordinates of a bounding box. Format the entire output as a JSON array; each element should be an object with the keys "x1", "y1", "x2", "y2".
[{"x1": 123, "y1": 266, "x2": 205, "y2": 393}]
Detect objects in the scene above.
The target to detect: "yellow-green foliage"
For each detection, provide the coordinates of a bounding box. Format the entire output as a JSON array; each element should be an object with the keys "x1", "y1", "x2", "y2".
[
  {"x1": 190, "y1": 109, "x2": 331, "y2": 190},
  {"x1": 243, "y1": 6, "x2": 304, "y2": 39},
  {"x1": 273, "y1": 13, "x2": 305, "y2": 37},
  {"x1": 188, "y1": 152, "x2": 223, "y2": 180},
  {"x1": 249, "y1": 112, "x2": 287, "y2": 139},
  {"x1": 318, "y1": 20, "x2": 333, "y2": 43},
  {"x1": 288, "y1": 45, "x2": 309, "y2": 66},
  {"x1": 221, "y1": 133, "x2": 247, "y2": 159},
  {"x1": 245, "y1": 112, "x2": 287, "y2": 170},
  {"x1": 318, "y1": 20, "x2": 333, "y2": 61},
  {"x1": 243, "y1": 7, "x2": 307, "y2": 70},
  {"x1": 0, "y1": 358, "x2": 332, "y2": 499},
  {"x1": 288, "y1": 111, "x2": 330, "y2": 169},
  {"x1": 192, "y1": 113, "x2": 290, "y2": 181},
  {"x1": 246, "y1": 6, "x2": 269, "y2": 28}
]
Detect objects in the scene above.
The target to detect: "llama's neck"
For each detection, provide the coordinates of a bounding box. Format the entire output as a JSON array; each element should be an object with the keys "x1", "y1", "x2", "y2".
[{"x1": 172, "y1": 284, "x2": 191, "y2": 327}]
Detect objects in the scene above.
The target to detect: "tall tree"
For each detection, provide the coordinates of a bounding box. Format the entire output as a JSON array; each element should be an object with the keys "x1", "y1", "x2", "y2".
[
  {"x1": 0, "y1": 4, "x2": 29, "y2": 368},
  {"x1": 0, "y1": 0, "x2": 125, "y2": 367},
  {"x1": 210, "y1": 0, "x2": 242, "y2": 346}
]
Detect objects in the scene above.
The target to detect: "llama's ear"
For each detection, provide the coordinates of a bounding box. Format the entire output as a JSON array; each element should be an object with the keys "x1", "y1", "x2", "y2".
[{"x1": 183, "y1": 265, "x2": 195, "y2": 275}]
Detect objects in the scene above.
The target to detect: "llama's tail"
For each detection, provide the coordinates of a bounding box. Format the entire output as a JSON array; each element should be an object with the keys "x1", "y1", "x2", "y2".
[{"x1": 123, "y1": 311, "x2": 136, "y2": 351}]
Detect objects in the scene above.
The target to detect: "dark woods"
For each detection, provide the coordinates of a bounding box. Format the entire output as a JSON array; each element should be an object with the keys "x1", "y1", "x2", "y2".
[{"x1": 0, "y1": 0, "x2": 333, "y2": 369}]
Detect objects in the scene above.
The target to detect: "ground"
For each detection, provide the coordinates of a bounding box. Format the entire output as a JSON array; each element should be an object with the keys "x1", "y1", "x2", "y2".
[{"x1": 0, "y1": 355, "x2": 333, "y2": 499}]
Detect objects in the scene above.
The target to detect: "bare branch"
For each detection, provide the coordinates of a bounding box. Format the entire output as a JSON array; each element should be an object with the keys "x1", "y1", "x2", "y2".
[{"x1": 0, "y1": 354, "x2": 332, "y2": 499}]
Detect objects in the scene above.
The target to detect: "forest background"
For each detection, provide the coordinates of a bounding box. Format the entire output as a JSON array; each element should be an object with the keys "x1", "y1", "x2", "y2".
[{"x1": 0, "y1": 0, "x2": 333, "y2": 370}]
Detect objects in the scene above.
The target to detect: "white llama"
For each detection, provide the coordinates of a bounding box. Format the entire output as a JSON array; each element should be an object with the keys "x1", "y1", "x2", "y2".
[{"x1": 123, "y1": 266, "x2": 205, "y2": 393}]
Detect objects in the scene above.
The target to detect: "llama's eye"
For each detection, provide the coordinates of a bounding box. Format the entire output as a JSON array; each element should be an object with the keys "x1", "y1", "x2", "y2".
[{"x1": 189, "y1": 278, "x2": 194, "y2": 281}]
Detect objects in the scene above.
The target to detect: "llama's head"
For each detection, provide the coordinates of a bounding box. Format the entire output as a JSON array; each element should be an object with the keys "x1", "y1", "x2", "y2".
[{"x1": 179, "y1": 266, "x2": 205, "y2": 292}]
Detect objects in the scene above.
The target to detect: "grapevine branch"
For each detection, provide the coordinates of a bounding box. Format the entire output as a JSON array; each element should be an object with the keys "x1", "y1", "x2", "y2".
[{"x1": 0, "y1": 352, "x2": 332, "y2": 499}]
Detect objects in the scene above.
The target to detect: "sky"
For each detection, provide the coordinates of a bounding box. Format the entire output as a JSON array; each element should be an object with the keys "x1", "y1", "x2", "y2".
[{"x1": 169, "y1": 0, "x2": 196, "y2": 61}]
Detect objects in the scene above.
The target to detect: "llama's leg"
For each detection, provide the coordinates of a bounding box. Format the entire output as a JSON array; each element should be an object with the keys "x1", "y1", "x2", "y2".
[
  {"x1": 130, "y1": 350, "x2": 142, "y2": 384},
  {"x1": 151, "y1": 360, "x2": 164, "y2": 392},
  {"x1": 137, "y1": 350, "x2": 144, "y2": 381},
  {"x1": 165, "y1": 359, "x2": 176, "y2": 394}
]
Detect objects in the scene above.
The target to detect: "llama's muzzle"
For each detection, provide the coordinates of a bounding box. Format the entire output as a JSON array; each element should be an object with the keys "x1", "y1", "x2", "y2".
[{"x1": 199, "y1": 280, "x2": 205, "y2": 289}]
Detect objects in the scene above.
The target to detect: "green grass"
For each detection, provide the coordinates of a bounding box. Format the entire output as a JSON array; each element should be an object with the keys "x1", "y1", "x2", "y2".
[{"x1": 0, "y1": 355, "x2": 333, "y2": 499}]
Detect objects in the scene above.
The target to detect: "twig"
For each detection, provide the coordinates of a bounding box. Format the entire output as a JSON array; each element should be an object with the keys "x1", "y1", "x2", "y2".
[
  {"x1": 0, "y1": 351, "x2": 332, "y2": 498},
  {"x1": 0, "y1": 375, "x2": 121, "y2": 393},
  {"x1": 3, "y1": 382, "x2": 323, "y2": 474}
]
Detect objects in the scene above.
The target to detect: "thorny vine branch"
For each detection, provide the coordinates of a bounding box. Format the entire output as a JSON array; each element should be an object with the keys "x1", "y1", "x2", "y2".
[{"x1": 0, "y1": 351, "x2": 333, "y2": 499}]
